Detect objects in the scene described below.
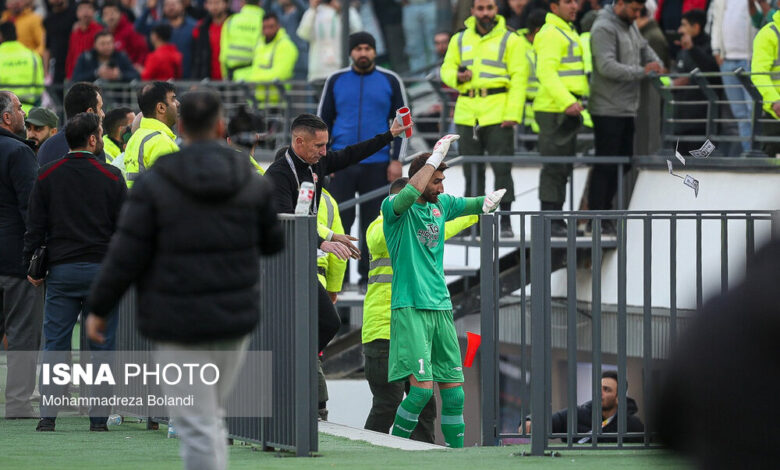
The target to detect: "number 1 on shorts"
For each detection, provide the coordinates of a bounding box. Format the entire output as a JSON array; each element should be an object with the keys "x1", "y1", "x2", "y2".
[{"x1": 418, "y1": 358, "x2": 425, "y2": 375}]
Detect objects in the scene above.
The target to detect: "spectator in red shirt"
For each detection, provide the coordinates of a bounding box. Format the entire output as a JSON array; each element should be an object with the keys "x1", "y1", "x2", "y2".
[
  {"x1": 141, "y1": 23, "x2": 182, "y2": 80},
  {"x1": 190, "y1": 0, "x2": 229, "y2": 79},
  {"x1": 65, "y1": 0, "x2": 102, "y2": 79},
  {"x1": 101, "y1": 1, "x2": 148, "y2": 69}
]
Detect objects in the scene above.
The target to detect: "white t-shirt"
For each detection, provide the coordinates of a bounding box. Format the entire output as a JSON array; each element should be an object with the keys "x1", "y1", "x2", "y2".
[{"x1": 722, "y1": 0, "x2": 752, "y2": 59}]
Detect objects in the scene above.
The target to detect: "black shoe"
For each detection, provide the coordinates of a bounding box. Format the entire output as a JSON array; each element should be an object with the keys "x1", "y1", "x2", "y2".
[
  {"x1": 500, "y1": 218, "x2": 515, "y2": 238},
  {"x1": 601, "y1": 219, "x2": 617, "y2": 236},
  {"x1": 90, "y1": 423, "x2": 109, "y2": 432},
  {"x1": 36, "y1": 418, "x2": 55, "y2": 432},
  {"x1": 550, "y1": 220, "x2": 568, "y2": 238},
  {"x1": 358, "y1": 280, "x2": 367, "y2": 295}
]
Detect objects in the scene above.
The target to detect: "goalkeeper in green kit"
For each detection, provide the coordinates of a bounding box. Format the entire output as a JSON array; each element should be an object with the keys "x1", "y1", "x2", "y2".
[{"x1": 382, "y1": 134, "x2": 506, "y2": 447}]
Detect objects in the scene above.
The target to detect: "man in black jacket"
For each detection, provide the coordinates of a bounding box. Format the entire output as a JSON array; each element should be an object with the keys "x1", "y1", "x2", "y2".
[
  {"x1": 522, "y1": 370, "x2": 645, "y2": 442},
  {"x1": 0, "y1": 90, "x2": 43, "y2": 419},
  {"x1": 86, "y1": 89, "x2": 283, "y2": 469},
  {"x1": 71, "y1": 30, "x2": 141, "y2": 83},
  {"x1": 25, "y1": 112, "x2": 127, "y2": 432},
  {"x1": 265, "y1": 113, "x2": 410, "y2": 354}
]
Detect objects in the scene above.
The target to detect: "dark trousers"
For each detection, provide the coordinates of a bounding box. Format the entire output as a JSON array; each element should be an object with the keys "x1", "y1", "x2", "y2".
[
  {"x1": 363, "y1": 339, "x2": 436, "y2": 443},
  {"x1": 39, "y1": 262, "x2": 118, "y2": 423},
  {"x1": 317, "y1": 282, "x2": 341, "y2": 352},
  {"x1": 455, "y1": 124, "x2": 516, "y2": 202},
  {"x1": 537, "y1": 111, "x2": 580, "y2": 205},
  {"x1": 589, "y1": 115, "x2": 634, "y2": 211},
  {"x1": 328, "y1": 162, "x2": 388, "y2": 284},
  {"x1": 1, "y1": 274, "x2": 43, "y2": 417}
]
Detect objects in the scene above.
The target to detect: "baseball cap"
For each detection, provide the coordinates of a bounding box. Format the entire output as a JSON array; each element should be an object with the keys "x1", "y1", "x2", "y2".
[{"x1": 25, "y1": 107, "x2": 59, "y2": 128}]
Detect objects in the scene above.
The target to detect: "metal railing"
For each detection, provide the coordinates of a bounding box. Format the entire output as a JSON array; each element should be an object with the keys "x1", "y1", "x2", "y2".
[
  {"x1": 477, "y1": 210, "x2": 779, "y2": 453},
  {"x1": 110, "y1": 214, "x2": 318, "y2": 456}
]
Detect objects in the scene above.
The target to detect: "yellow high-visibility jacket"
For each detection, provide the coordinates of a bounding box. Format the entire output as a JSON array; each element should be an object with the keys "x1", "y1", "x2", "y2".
[
  {"x1": 237, "y1": 28, "x2": 298, "y2": 104},
  {"x1": 533, "y1": 13, "x2": 589, "y2": 114},
  {"x1": 316, "y1": 188, "x2": 347, "y2": 293},
  {"x1": 517, "y1": 28, "x2": 539, "y2": 131},
  {"x1": 123, "y1": 117, "x2": 179, "y2": 188},
  {"x1": 219, "y1": 4, "x2": 265, "y2": 79},
  {"x1": 580, "y1": 31, "x2": 593, "y2": 75},
  {"x1": 752, "y1": 11, "x2": 780, "y2": 119},
  {"x1": 102, "y1": 135, "x2": 121, "y2": 163},
  {"x1": 0, "y1": 40, "x2": 44, "y2": 113},
  {"x1": 361, "y1": 213, "x2": 478, "y2": 344},
  {"x1": 441, "y1": 15, "x2": 526, "y2": 126}
]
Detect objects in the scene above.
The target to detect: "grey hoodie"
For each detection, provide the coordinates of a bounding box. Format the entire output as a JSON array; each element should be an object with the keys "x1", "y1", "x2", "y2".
[{"x1": 589, "y1": 8, "x2": 661, "y2": 116}]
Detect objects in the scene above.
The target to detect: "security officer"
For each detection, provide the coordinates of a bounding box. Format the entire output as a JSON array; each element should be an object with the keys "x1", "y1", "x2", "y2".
[
  {"x1": 219, "y1": 0, "x2": 265, "y2": 80},
  {"x1": 0, "y1": 22, "x2": 44, "y2": 113},
  {"x1": 361, "y1": 176, "x2": 478, "y2": 442},
  {"x1": 751, "y1": 10, "x2": 780, "y2": 157},
  {"x1": 517, "y1": 9, "x2": 547, "y2": 138},
  {"x1": 124, "y1": 82, "x2": 179, "y2": 188},
  {"x1": 239, "y1": 12, "x2": 298, "y2": 106},
  {"x1": 441, "y1": 0, "x2": 525, "y2": 238},
  {"x1": 317, "y1": 188, "x2": 347, "y2": 298},
  {"x1": 534, "y1": 0, "x2": 589, "y2": 236}
]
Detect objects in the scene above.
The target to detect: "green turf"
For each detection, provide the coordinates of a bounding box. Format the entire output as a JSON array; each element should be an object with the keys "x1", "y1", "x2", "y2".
[{"x1": 0, "y1": 416, "x2": 692, "y2": 470}]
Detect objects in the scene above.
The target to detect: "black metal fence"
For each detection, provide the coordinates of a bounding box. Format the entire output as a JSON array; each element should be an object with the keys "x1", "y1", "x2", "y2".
[
  {"x1": 478, "y1": 210, "x2": 779, "y2": 453},
  {"x1": 111, "y1": 214, "x2": 318, "y2": 456}
]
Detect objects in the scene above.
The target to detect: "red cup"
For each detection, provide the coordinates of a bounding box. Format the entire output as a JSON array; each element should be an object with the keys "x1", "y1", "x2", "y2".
[
  {"x1": 396, "y1": 107, "x2": 413, "y2": 138},
  {"x1": 463, "y1": 331, "x2": 482, "y2": 368}
]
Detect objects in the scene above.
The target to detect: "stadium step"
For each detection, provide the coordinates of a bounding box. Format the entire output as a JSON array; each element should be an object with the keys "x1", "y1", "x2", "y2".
[{"x1": 318, "y1": 421, "x2": 445, "y2": 451}]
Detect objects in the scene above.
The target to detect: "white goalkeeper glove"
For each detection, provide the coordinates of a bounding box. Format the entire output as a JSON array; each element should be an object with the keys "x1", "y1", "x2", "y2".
[
  {"x1": 426, "y1": 134, "x2": 460, "y2": 169},
  {"x1": 482, "y1": 188, "x2": 507, "y2": 213}
]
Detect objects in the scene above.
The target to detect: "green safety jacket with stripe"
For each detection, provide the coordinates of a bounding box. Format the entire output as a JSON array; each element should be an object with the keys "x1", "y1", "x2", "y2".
[
  {"x1": 219, "y1": 4, "x2": 265, "y2": 79},
  {"x1": 533, "y1": 13, "x2": 590, "y2": 114},
  {"x1": 235, "y1": 27, "x2": 298, "y2": 105},
  {"x1": 752, "y1": 10, "x2": 780, "y2": 119},
  {"x1": 123, "y1": 118, "x2": 179, "y2": 188},
  {"x1": 0, "y1": 40, "x2": 44, "y2": 113},
  {"x1": 440, "y1": 15, "x2": 526, "y2": 127},
  {"x1": 361, "y1": 213, "x2": 478, "y2": 344}
]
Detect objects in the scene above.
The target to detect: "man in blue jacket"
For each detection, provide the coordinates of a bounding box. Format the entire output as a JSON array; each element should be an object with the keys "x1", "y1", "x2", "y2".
[
  {"x1": 318, "y1": 31, "x2": 408, "y2": 289},
  {"x1": 71, "y1": 30, "x2": 140, "y2": 82}
]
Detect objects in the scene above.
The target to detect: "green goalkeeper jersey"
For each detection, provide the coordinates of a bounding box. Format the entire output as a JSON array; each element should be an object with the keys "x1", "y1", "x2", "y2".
[{"x1": 381, "y1": 187, "x2": 483, "y2": 311}]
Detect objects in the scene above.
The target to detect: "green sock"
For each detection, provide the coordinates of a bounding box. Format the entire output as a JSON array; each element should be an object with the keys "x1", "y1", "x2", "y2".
[
  {"x1": 391, "y1": 386, "x2": 433, "y2": 439},
  {"x1": 440, "y1": 386, "x2": 465, "y2": 448}
]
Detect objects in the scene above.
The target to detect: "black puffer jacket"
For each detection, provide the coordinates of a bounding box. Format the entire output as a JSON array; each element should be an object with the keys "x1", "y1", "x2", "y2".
[{"x1": 88, "y1": 140, "x2": 284, "y2": 342}]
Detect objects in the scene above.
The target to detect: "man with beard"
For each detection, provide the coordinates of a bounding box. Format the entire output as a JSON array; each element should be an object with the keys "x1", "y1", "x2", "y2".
[
  {"x1": 25, "y1": 112, "x2": 126, "y2": 432},
  {"x1": 440, "y1": 0, "x2": 525, "y2": 238},
  {"x1": 318, "y1": 31, "x2": 408, "y2": 291},
  {"x1": 588, "y1": 0, "x2": 662, "y2": 232},
  {"x1": 521, "y1": 370, "x2": 645, "y2": 442},
  {"x1": 383, "y1": 134, "x2": 505, "y2": 447},
  {"x1": 25, "y1": 107, "x2": 59, "y2": 153}
]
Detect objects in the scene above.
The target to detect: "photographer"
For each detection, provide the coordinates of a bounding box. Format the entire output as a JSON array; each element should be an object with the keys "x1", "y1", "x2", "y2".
[{"x1": 72, "y1": 30, "x2": 140, "y2": 82}]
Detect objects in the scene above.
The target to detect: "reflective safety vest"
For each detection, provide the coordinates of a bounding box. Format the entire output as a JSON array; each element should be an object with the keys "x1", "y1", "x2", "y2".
[
  {"x1": 219, "y1": 4, "x2": 265, "y2": 79},
  {"x1": 235, "y1": 28, "x2": 298, "y2": 105},
  {"x1": 752, "y1": 11, "x2": 780, "y2": 119},
  {"x1": 316, "y1": 188, "x2": 347, "y2": 293},
  {"x1": 0, "y1": 41, "x2": 44, "y2": 113},
  {"x1": 517, "y1": 28, "x2": 539, "y2": 132},
  {"x1": 123, "y1": 118, "x2": 179, "y2": 188},
  {"x1": 533, "y1": 13, "x2": 589, "y2": 114},
  {"x1": 361, "y1": 213, "x2": 479, "y2": 344},
  {"x1": 102, "y1": 135, "x2": 121, "y2": 163},
  {"x1": 580, "y1": 31, "x2": 593, "y2": 75},
  {"x1": 440, "y1": 15, "x2": 526, "y2": 126}
]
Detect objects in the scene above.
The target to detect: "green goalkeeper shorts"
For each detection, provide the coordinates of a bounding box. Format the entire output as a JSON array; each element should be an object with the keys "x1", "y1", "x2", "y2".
[{"x1": 388, "y1": 307, "x2": 464, "y2": 383}]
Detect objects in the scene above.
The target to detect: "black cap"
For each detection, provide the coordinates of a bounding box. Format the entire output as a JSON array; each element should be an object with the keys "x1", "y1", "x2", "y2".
[{"x1": 349, "y1": 31, "x2": 375, "y2": 51}]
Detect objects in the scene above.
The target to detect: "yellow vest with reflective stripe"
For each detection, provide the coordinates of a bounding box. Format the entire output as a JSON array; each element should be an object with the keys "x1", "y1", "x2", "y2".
[
  {"x1": 123, "y1": 118, "x2": 179, "y2": 188},
  {"x1": 752, "y1": 11, "x2": 780, "y2": 119},
  {"x1": 517, "y1": 29, "x2": 539, "y2": 131},
  {"x1": 219, "y1": 5, "x2": 265, "y2": 78},
  {"x1": 0, "y1": 41, "x2": 44, "y2": 113},
  {"x1": 533, "y1": 13, "x2": 589, "y2": 113},
  {"x1": 580, "y1": 32, "x2": 592, "y2": 74},
  {"x1": 440, "y1": 15, "x2": 526, "y2": 126},
  {"x1": 361, "y1": 213, "x2": 479, "y2": 344},
  {"x1": 317, "y1": 188, "x2": 347, "y2": 293},
  {"x1": 236, "y1": 28, "x2": 298, "y2": 105},
  {"x1": 102, "y1": 135, "x2": 121, "y2": 163}
]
